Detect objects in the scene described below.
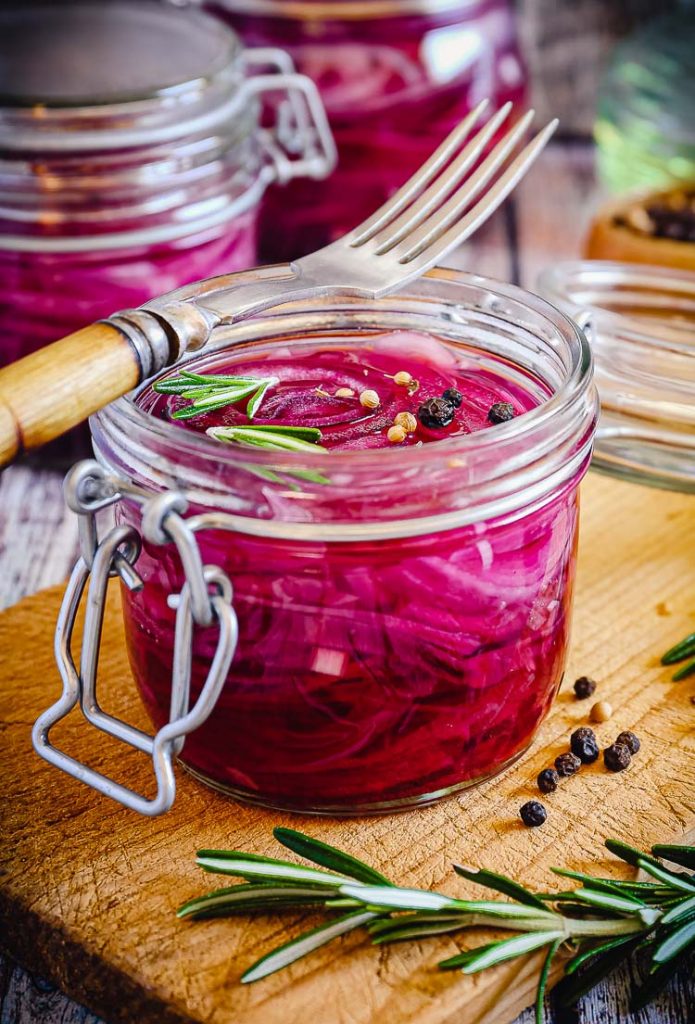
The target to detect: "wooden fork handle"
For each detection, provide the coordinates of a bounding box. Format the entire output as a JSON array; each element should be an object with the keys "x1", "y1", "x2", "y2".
[{"x1": 0, "y1": 322, "x2": 141, "y2": 467}]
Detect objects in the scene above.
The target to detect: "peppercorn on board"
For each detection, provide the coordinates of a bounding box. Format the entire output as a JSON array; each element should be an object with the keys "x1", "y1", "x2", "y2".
[{"x1": 1, "y1": 471, "x2": 694, "y2": 1024}]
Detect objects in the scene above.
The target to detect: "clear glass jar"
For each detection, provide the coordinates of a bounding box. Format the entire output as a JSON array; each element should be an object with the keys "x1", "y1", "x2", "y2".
[
  {"x1": 86, "y1": 268, "x2": 597, "y2": 814},
  {"x1": 538, "y1": 260, "x2": 695, "y2": 493},
  {"x1": 0, "y1": 1, "x2": 335, "y2": 367},
  {"x1": 207, "y1": 0, "x2": 527, "y2": 260}
]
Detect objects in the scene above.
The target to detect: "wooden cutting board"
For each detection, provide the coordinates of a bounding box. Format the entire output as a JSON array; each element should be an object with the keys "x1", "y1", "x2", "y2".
[{"x1": 1, "y1": 471, "x2": 694, "y2": 1024}]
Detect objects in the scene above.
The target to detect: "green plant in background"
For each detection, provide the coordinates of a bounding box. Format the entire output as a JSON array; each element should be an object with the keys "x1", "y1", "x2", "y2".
[{"x1": 178, "y1": 829, "x2": 695, "y2": 1023}]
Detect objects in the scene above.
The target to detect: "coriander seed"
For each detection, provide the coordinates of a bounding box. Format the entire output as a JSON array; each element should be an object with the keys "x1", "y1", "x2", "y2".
[
  {"x1": 573, "y1": 676, "x2": 597, "y2": 700},
  {"x1": 604, "y1": 742, "x2": 631, "y2": 773},
  {"x1": 387, "y1": 425, "x2": 407, "y2": 444},
  {"x1": 360, "y1": 389, "x2": 380, "y2": 410},
  {"x1": 520, "y1": 800, "x2": 547, "y2": 827},
  {"x1": 394, "y1": 411, "x2": 417, "y2": 434},
  {"x1": 590, "y1": 700, "x2": 613, "y2": 723},
  {"x1": 570, "y1": 727, "x2": 600, "y2": 764},
  {"x1": 335, "y1": 387, "x2": 355, "y2": 399},
  {"x1": 394, "y1": 371, "x2": 412, "y2": 386},
  {"x1": 537, "y1": 768, "x2": 560, "y2": 794},
  {"x1": 555, "y1": 751, "x2": 581, "y2": 777},
  {"x1": 615, "y1": 730, "x2": 640, "y2": 755}
]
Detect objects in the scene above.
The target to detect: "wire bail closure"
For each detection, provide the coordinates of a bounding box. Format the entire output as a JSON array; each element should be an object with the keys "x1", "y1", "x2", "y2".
[{"x1": 32, "y1": 460, "x2": 239, "y2": 816}]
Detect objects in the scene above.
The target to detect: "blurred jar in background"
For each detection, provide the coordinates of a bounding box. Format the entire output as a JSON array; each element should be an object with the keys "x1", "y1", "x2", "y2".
[
  {"x1": 595, "y1": 6, "x2": 695, "y2": 193},
  {"x1": 208, "y1": 0, "x2": 527, "y2": 260},
  {"x1": 0, "y1": 1, "x2": 334, "y2": 369}
]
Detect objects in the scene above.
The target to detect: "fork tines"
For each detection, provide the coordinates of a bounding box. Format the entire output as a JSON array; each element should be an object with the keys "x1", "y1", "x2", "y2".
[{"x1": 350, "y1": 100, "x2": 558, "y2": 270}]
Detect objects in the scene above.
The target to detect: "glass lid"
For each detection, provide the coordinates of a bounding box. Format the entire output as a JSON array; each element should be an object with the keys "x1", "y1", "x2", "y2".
[{"x1": 0, "y1": 1, "x2": 242, "y2": 107}]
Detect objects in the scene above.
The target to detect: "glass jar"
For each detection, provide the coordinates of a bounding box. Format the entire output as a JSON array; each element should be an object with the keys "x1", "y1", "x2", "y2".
[
  {"x1": 36, "y1": 267, "x2": 597, "y2": 817},
  {"x1": 0, "y1": 1, "x2": 335, "y2": 367},
  {"x1": 207, "y1": 0, "x2": 527, "y2": 260},
  {"x1": 538, "y1": 260, "x2": 695, "y2": 494}
]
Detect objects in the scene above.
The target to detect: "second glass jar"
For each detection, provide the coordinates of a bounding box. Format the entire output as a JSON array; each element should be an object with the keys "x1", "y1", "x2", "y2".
[{"x1": 208, "y1": 0, "x2": 527, "y2": 260}]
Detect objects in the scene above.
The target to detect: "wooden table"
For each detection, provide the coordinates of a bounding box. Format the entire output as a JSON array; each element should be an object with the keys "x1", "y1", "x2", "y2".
[{"x1": 1, "y1": 142, "x2": 693, "y2": 1024}]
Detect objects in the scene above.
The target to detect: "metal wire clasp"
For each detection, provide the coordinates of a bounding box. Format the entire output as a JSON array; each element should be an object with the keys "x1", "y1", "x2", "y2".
[{"x1": 32, "y1": 460, "x2": 238, "y2": 816}]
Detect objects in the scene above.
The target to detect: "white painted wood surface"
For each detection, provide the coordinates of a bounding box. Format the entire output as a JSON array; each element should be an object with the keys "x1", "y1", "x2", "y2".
[{"x1": 1, "y1": 142, "x2": 692, "y2": 1024}]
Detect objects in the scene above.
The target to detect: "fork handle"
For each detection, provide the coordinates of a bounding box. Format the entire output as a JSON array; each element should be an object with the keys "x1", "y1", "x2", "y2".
[{"x1": 0, "y1": 322, "x2": 141, "y2": 467}]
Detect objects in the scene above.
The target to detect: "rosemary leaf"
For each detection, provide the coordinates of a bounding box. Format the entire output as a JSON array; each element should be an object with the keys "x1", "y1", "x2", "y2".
[
  {"x1": 241, "y1": 911, "x2": 378, "y2": 984},
  {"x1": 535, "y1": 937, "x2": 563, "y2": 1024},
  {"x1": 554, "y1": 936, "x2": 643, "y2": 1008},
  {"x1": 605, "y1": 839, "x2": 663, "y2": 871},
  {"x1": 570, "y1": 888, "x2": 656, "y2": 918},
  {"x1": 445, "y1": 931, "x2": 565, "y2": 974},
  {"x1": 247, "y1": 379, "x2": 277, "y2": 420},
  {"x1": 196, "y1": 851, "x2": 349, "y2": 887},
  {"x1": 652, "y1": 919, "x2": 695, "y2": 963},
  {"x1": 661, "y1": 632, "x2": 695, "y2": 664},
  {"x1": 207, "y1": 425, "x2": 326, "y2": 454},
  {"x1": 178, "y1": 883, "x2": 336, "y2": 920},
  {"x1": 339, "y1": 884, "x2": 458, "y2": 913},
  {"x1": 453, "y1": 863, "x2": 548, "y2": 912},
  {"x1": 551, "y1": 869, "x2": 648, "y2": 904},
  {"x1": 652, "y1": 845, "x2": 695, "y2": 871},
  {"x1": 672, "y1": 658, "x2": 695, "y2": 681},
  {"x1": 636, "y1": 858, "x2": 695, "y2": 894},
  {"x1": 371, "y1": 922, "x2": 468, "y2": 944},
  {"x1": 274, "y1": 827, "x2": 392, "y2": 887},
  {"x1": 564, "y1": 934, "x2": 638, "y2": 975},
  {"x1": 154, "y1": 371, "x2": 277, "y2": 420}
]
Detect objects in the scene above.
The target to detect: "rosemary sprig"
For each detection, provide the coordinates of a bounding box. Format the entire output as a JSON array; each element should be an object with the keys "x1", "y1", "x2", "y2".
[
  {"x1": 206, "y1": 424, "x2": 325, "y2": 453},
  {"x1": 662, "y1": 630, "x2": 695, "y2": 681},
  {"x1": 153, "y1": 370, "x2": 279, "y2": 421},
  {"x1": 178, "y1": 829, "x2": 695, "y2": 1021},
  {"x1": 206, "y1": 424, "x2": 330, "y2": 487}
]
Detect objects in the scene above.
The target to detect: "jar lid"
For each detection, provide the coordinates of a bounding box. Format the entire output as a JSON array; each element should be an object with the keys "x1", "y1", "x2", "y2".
[
  {"x1": 538, "y1": 260, "x2": 695, "y2": 493},
  {"x1": 211, "y1": 0, "x2": 483, "y2": 22},
  {"x1": 0, "y1": 1, "x2": 246, "y2": 150}
]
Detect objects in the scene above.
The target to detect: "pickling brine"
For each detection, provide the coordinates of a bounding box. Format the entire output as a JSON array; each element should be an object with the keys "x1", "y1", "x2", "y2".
[{"x1": 101, "y1": 307, "x2": 595, "y2": 812}]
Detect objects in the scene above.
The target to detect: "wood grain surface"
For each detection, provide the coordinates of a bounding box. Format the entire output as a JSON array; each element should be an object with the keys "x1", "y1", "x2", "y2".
[
  {"x1": 1, "y1": 141, "x2": 693, "y2": 1023},
  {"x1": 1, "y1": 472, "x2": 694, "y2": 1024}
]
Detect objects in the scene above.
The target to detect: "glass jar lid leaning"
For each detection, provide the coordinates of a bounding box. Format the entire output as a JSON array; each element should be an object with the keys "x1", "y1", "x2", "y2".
[
  {"x1": 0, "y1": 1, "x2": 336, "y2": 366},
  {"x1": 33, "y1": 268, "x2": 598, "y2": 816},
  {"x1": 538, "y1": 261, "x2": 695, "y2": 493}
]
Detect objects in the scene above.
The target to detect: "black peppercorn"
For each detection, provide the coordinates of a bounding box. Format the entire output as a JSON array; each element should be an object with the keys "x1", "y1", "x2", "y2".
[
  {"x1": 442, "y1": 387, "x2": 463, "y2": 408},
  {"x1": 604, "y1": 742, "x2": 631, "y2": 773},
  {"x1": 615, "y1": 731, "x2": 641, "y2": 755},
  {"x1": 570, "y1": 727, "x2": 600, "y2": 764},
  {"x1": 555, "y1": 751, "x2": 582, "y2": 777},
  {"x1": 418, "y1": 396, "x2": 455, "y2": 428},
  {"x1": 573, "y1": 676, "x2": 597, "y2": 700},
  {"x1": 537, "y1": 768, "x2": 560, "y2": 794},
  {"x1": 520, "y1": 800, "x2": 547, "y2": 827},
  {"x1": 487, "y1": 401, "x2": 515, "y2": 424}
]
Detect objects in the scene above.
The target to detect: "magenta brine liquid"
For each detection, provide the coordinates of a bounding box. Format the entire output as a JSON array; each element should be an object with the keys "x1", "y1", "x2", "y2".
[{"x1": 122, "y1": 331, "x2": 580, "y2": 811}]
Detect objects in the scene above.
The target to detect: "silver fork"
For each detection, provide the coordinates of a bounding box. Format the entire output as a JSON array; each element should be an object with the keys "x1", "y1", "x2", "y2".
[
  {"x1": 0, "y1": 101, "x2": 560, "y2": 470},
  {"x1": 132, "y1": 100, "x2": 558, "y2": 366}
]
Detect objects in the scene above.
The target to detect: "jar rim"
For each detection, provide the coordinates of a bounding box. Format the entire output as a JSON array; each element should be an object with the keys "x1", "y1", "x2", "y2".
[
  {"x1": 538, "y1": 260, "x2": 695, "y2": 493},
  {"x1": 0, "y1": 2, "x2": 246, "y2": 152},
  {"x1": 211, "y1": 0, "x2": 485, "y2": 22},
  {"x1": 0, "y1": 2, "x2": 242, "y2": 110},
  {"x1": 92, "y1": 267, "x2": 598, "y2": 537},
  {"x1": 538, "y1": 260, "x2": 695, "y2": 355}
]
